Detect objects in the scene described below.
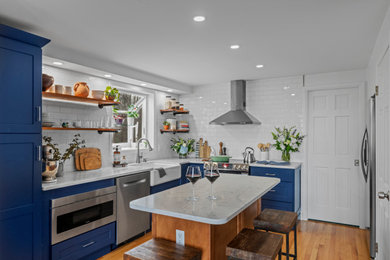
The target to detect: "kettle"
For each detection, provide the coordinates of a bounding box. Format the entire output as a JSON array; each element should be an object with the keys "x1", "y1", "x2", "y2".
[{"x1": 243, "y1": 147, "x2": 256, "y2": 163}]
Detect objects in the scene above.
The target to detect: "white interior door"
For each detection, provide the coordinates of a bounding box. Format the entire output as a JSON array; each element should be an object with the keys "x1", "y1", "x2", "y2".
[
  {"x1": 308, "y1": 87, "x2": 360, "y2": 225},
  {"x1": 375, "y1": 47, "x2": 390, "y2": 260}
]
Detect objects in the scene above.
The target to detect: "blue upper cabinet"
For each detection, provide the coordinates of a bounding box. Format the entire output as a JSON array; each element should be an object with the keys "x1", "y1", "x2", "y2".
[
  {"x1": 0, "y1": 25, "x2": 49, "y2": 260},
  {"x1": 0, "y1": 24, "x2": 50, "y2": 134}
]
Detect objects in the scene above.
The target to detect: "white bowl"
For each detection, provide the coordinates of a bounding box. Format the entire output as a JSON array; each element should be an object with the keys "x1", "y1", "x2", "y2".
[{"x1": 91, "y1": 90, "x2": 104, "y2": 100}]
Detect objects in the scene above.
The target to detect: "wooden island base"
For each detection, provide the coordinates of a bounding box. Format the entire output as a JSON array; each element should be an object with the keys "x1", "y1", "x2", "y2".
[{"x1": 152, "y1": 199, "x2": 261, "y2": 260}]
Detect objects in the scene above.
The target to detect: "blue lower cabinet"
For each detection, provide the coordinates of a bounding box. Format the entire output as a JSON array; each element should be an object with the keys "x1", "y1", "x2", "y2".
[
  {"x1": 250, "y1": 166, "x2": 301, "y2": 213},
  {"x1": 150, "y1": 179, "x2": 181, "y2": 194},
  {"x1": 41, "y1": 179, "x2": 116, "y2": 260},
  {"x1": 52, "y1": 222, "x2": 115, "y2": 260},
  {"x1": 261, "y1": 199, "x2": 294, "y2": 212},
  {"x1": 180, "y1": 163, "x2": 204, "y2": 185}
]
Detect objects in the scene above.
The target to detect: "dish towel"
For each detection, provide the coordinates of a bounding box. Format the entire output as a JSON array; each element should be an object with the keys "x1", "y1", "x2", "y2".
[
  {"x1": 256, "y1": 160, "x2": 290, "y2": 166},
  {"x1": 156, "y1": 168, "x2": 167, "y2": 178}
]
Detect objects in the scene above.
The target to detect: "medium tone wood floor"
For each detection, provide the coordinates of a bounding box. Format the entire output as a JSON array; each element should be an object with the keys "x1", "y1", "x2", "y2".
[{"x1": 98, "y1": 220, "x2": 369, "y2": 260}]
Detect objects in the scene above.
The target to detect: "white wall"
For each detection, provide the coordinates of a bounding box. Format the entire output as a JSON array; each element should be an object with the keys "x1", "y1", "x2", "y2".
[
  {"x1": 179, "y1": 69, "x2": 366, "y2": 221},
  {"x1": 42, "y1": 65, "x2": 175, "y2": 173}
]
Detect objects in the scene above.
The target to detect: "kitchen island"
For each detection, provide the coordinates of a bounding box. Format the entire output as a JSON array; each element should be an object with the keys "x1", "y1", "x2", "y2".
[{"x1": 130, "y1": 174, "x2": 280, "y2": 260}]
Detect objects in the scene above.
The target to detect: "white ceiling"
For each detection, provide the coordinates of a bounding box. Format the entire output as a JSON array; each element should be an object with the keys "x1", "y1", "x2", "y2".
[{"x1": 1, "y1": 0, "x2": 388, "y2": 87}]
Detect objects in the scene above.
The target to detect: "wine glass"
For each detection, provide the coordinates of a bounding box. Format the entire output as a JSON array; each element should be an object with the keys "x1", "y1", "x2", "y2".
[
  {"x1": 186, "y1": 166, "x2": 202, "y2": 201},
  {"x1": 205, "y1": 162, "x2": 220, "y2": 200}
]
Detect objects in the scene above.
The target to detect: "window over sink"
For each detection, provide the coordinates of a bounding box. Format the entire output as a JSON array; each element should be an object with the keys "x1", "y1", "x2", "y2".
[{"x1": 112, "y1": 91, "x2": 146, "y2": 148}]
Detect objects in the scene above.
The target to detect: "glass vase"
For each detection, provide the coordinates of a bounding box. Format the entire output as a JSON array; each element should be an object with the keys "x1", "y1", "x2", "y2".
[
  {"x1": 56, "y1": 162, "x2": 64, "y2": 177},
  {"x1": 179, "y1": 154, "x2": 187, "y2": 159},
  {"x1": 281, "y1": 150, "x2": 290, "y2": 162}
]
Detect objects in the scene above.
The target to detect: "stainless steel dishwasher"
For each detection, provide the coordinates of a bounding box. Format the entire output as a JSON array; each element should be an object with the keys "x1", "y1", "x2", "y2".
[{"x1": 116, "y1": 171, "x2": 150, "y2": 244}]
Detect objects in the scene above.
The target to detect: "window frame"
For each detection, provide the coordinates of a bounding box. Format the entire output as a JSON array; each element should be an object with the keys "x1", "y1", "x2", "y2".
[{"x1": 112, "y1": 90, "x2": 147, "y2": 150}]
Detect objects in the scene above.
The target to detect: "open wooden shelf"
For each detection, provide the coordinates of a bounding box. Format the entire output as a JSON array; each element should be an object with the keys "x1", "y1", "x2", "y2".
[
  {"x1": 42, "y1": 92, "x2": 120, "y2": 108},
  {"x1": 42, "y1": 127, "x2": 119, "y2": 134},
  {"x1": 160, "y1": 129, "x2": 189, "y2": 134},
  {"x1": 160, "y1": 109, "x2": 189, "y2": 115}
]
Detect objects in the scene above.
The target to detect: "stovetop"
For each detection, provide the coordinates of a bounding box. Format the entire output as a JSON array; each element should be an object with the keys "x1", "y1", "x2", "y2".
[{"x1": 217, "y1": 162, "x2": 249, "y2": 172}]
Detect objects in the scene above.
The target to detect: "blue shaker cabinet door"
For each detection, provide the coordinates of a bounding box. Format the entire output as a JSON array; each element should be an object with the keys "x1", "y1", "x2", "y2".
[
  {"x1": 0, "y1": 134, "x2": 42, "y2": 260},
  {"x1": 0, "y1": 31, "x2": 45, "y2": 133}
]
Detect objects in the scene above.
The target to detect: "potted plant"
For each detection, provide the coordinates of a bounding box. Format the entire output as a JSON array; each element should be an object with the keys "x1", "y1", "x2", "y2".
[
  {"x1": 163, "y1": 121, "x2": 170, "y2": 130},
  {"x1": 170, "y1": 138, "x2": 195, "y2": 158},
  {"x1": 104, "y1": 86, "x2": 120, "y2": 101},
  {"x1": 127, "y1": 104, "x2": 139, "y2": 126},
  {"x1": 112, "y1": 107, "x2": 125, "y2": 126},
  {"x1": 271, "y1": 126, "x2": 304, "y2": 162},
  {"x1": 43, "y1": 134, "x2": 86, "y2": 176}
]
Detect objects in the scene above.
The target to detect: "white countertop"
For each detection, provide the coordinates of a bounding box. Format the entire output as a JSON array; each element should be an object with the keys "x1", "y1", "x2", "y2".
[
  {"x1": 249, "y1": 161, "x2": 302, "y2": 169},
  {"x1": 130, "y1": 174, "x2": 280, "y2": 225},
  {"x1": 153, "y1": 158, "x2": 302, "y2": 169},
  {"x1": 42, "y1": 165, "x2": 154, "y2": 191},
  {"x1": 41, "y1": 158, "x2": 299, "y2": 191}
]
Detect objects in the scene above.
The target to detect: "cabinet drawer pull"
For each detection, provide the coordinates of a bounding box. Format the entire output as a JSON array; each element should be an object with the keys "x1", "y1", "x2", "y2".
[
  {"x1": 265, "y1": 173, "x2": 276, "y2": 176},
  {"x1": 37, "y1": 145, "x2": 42, "y2": 161},
  {"x1": 36, "y1": 106, "x2": 41, "y2": 122},
  {"x1": 269, "y1": 190, "x2": 276, "y2": 192},
  {"x1": 82, "y1": 241, "x2": 95, "y2": 248}
]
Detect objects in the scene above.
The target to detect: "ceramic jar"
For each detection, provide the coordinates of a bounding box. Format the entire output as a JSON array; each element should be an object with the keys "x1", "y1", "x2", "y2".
[{"x1": 73, "y1": 82, "x2": 90, "y2": 97}]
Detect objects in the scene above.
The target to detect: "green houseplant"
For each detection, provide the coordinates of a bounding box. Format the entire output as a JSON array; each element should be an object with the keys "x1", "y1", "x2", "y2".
[
  {"x1": 170, "y1": 138, "x2": 195, "y2": 158},
  {"x1": 163, "y1": 121, "x2": 170, "y2": 130},
  {"x1": 271, "y1": 126, "x2": 304, "y2": 162},
  {"x1": 104, "y1": 86, "x2": 120, "y2": 101}
]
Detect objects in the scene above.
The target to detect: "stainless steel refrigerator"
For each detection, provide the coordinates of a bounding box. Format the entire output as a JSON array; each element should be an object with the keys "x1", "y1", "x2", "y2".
[{"x1": 361, "y1": 94, "x2": 376, "y2": 259}]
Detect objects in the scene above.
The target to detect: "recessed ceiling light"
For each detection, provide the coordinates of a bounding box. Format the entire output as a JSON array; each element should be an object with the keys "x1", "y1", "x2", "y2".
[
  {"x1": 167, "y1": 89, "x2": 173, "y2": 92},
  {"x1": 104, "y1": 74, "x2": 112, "y2": 78},
  {"x1": 211, "y1": 101, "x2": 216, "y2": 104},
  {"x1": 283, "y1": 86, "x2": 290, "y2": 90},
  {"x1": 230, "y1": 45, "x2": 240, "y2": 50},
  {"x1": 256, "y1": 64, "x2": 264, "y2": 68},
  {"x1": 224, "y1": 102, "x2": 228, "y2": 105},
  {"x1": 291, "y1": 93, "x2": 296, "y2": 96},
  {"x1": 193, "y1": 16, "x2": 206, "y2": 22},
  {"x1": 52, "y1": 61, "x2": 63, "y2": 65},
  {"x1": 199, "y1": 96, "x2": 203, "y2": 99},
  {"x1": 140, "y1": 83, "x2": 147, "y2": 86}
]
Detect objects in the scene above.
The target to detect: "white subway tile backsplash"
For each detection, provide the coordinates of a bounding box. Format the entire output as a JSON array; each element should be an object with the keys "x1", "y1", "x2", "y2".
[{"x1": 179, "y1": 76, "x2": 305, "y2": 161}]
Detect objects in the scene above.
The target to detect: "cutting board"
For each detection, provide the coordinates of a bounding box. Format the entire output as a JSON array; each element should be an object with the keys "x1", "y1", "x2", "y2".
[{"x1": 75, "y1": 148, "x2": 101, "y2": 171}]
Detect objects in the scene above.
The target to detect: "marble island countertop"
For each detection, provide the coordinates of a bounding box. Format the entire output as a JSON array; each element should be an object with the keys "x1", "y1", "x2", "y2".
[{"x1": 130, "y1": 174, "x2": 280, "y2": 225}]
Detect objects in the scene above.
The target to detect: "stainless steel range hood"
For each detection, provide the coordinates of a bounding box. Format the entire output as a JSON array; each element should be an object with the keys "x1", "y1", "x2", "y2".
[{"x1": 209, "y1": 80, "x2": 261, "y2": 125}]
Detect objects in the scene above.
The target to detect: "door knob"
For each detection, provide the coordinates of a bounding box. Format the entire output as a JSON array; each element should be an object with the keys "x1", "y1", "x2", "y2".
[{"x1": 378, "y1": 191, "x2": 390, "y2": 201}]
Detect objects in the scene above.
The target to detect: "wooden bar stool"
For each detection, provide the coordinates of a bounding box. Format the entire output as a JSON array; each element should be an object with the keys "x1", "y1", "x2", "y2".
[
  {"x1": 253, "y1": 209, "x2": 298, "y2": 260},
  {"x1": 124, "y1": 238, "x2": 202, "y2": 260},
  {"x1": 226, "y1": 228, "x2": 283, "y2": 260}
]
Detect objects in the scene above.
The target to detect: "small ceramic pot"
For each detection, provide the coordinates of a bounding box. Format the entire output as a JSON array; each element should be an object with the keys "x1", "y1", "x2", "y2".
[
  {"x1": 63, "y1": 86, "x2": 72, "y2": 95},
  {"x1": 73, "y1": 82, "x2": 90, "y2": 97},
  {"x1": 163, "y1": 125, "x2": 169, "y2": 130},
  {"x1": 91, "y1": 90, "x2": 104, "y2": 100},
  {"x1": 55, "y1": 84, "x2": 63, "y2": 94}
]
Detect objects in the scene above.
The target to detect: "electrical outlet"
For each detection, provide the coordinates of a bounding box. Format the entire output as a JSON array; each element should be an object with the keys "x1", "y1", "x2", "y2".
[{"x1": 176, "y1": 229, "x2": 185, "y2": 246}]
